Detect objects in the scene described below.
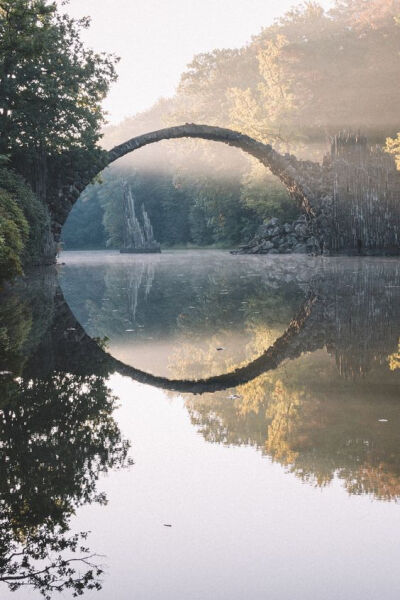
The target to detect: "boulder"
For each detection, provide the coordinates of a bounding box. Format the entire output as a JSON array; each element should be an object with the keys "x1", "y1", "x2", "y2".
[
  {"x1": 270, "y1": 226, "x2": 282, "y2": 237},
  {"x1": 306, "y1": 236, "x2": 320, "y2": 249},
  {"x1": 294, "y1": 223, "x2": 309, "y2": 237},
  {"x1": 293, "y1": 243, "x2": 308, "y2": 254},
  {"x1": 261, "y1": 240, "x2": 274, "y2": 251}
]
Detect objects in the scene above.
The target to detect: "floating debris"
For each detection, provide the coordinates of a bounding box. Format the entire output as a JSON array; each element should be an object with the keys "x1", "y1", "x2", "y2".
[
  {"x1": 125, "y1": 329, "x2": 135, "y2": 332},
  {"x1": 228, "y1": 394, "x2": 241, "y2": 400},
  {"x1": 216, "y1": 347, "x2": 225, "y2": 351},
  {"x1": 163, "y1": 524, "x2": 172, "y2": 527},
  {"x1": 0, "y1": 371, "x2": 12, "y2": 376},
  {"x1": 378, "y1": 419, "x2": 388, "y2": 422}
]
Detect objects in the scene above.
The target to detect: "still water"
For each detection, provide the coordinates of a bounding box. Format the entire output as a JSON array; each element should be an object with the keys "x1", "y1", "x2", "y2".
[{"x1": 1, "y1": 250, "x2": 400, "y2": 599}]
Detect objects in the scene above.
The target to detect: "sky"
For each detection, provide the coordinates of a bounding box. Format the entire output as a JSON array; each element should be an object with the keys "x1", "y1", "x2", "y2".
[{"x1": 63, "y1": 0, "x2": 334, "y2": 125}]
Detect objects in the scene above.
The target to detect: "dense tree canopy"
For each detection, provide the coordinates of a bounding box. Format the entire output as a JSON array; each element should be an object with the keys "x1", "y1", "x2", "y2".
[
  {"x1": 0, "y1": 0, "x2": 117, "y2": 157},
  {"x1": 0, "y1": 0, "x2": 118, "y2": 279},
  {"x1": 64, "y1": 0, "x2": 400, "y2": 249}
]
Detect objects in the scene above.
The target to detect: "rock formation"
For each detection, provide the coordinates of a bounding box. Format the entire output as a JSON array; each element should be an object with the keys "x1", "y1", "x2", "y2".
[{"x1": 120, "y1": 183, "x2": 161, "y2": 253}]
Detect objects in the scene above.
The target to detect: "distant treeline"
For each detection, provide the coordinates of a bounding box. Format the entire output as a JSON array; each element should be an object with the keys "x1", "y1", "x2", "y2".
[{"x1": 63, "y1": 0, "x2": 400, "y2": 250}]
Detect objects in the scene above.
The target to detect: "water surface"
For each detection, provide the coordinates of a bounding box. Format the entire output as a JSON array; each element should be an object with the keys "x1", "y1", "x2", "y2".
[{"x1": 0, "y1": 250, "x2": 399, "y2": 599}]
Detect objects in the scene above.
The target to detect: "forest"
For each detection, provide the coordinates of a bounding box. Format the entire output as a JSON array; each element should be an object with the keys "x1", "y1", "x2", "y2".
[
  {"x1": 0, "y1": 0, "x2": 117, "y2": 282},
  {"x1": 1, "y1": 1, "x2": 400, "y2": 274},
  {"x1": 62, "y1": 0, "x2": 400, "y2": 250}
]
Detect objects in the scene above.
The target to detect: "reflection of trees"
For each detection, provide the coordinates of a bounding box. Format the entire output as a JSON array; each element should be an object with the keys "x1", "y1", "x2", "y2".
[
  {"x1": 184, "y1": 352, "x2": 400, "y2": 500},
  {"x1": 389, "y1": 340, "x2": 400, "y2": 371},
  {"x1": 165, "y1": 262, "x2": 400, "y2": 498},
  {"x1": 0, "y1": 274, "x2": 132, "y2": 597},
  {"x1": 0, "y1": 372, "x2": 131, "y2": 597},
  {"x1": 62, "y1": 255, "x2": 304, "y2": 357},
  {"x1": 0, "y1": 294, "x2": 32, "y2": 376},
  {"x1": 0, "y1": 269, "x2": 56, "y2": 379},
  {"x1": 176, "y1": 259, "x2": 400, "y2": 499},
  {"x1": 83, "y1": 261, "x2": 156, "y2": 338},
  {"x1": 264, "y1": 380, "x2": 301, "y2": 466}
]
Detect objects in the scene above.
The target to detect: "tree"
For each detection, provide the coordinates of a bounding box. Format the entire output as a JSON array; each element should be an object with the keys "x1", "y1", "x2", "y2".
[
  {"x1": 0, "y1": 0, "x2": 118, "y2": 157},
  {"x1": 61, "y1": 187, "x2": 106, "y2": 250}
]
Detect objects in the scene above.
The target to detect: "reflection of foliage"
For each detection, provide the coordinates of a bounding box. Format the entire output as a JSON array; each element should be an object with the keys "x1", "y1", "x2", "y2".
[
  {"x1": 0, "y1": 270, "x2": 57, "y2": 380},
  {"x1": 0, "y1": 526, "x2": 103, "y2": 599},
  {"x1": 386, "y1": 134, "x2": 400, "y2": 170},
  {"x1": 0, "y1": 295, "x2": 32, "y2": 377},
  {"x1": 0, "y1": 372, "x2": 132, "y2": 597},
  {"x1": 172, "y1": 336, "x2": 242, "y2": 379},
  {"x1": 388, "y1": 340, "x2": 400, "y2": 371},
  {"x1": 64, "y1": 257, "x2": 304, "y2": 365},
  {"x1": 265, "y1": 381, "x2": 301, "y2": 466},
  {"x1": 184, "y1": 349, "x2": 400, "y2": 502}
]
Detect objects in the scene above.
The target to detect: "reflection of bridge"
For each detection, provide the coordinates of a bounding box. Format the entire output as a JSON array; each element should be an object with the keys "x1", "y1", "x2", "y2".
[
  {"x1": 21, "y1": 260, "x2": 400, "y2": 394},
  {"x1": 26, "y1": 285, "x2": 317, "y2": 394}
]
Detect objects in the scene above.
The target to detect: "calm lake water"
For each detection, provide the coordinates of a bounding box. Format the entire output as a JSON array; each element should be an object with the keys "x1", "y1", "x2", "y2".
[{"x1": 1, "y1": 250, "x2": 400, "y2": 599}]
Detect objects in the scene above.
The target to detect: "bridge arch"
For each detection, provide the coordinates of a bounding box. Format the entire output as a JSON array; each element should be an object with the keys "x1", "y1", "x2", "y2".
[
  {"x1": 105, "y1": 124, "x2": 318, "y2": 217},
  {"x1": 59, "y1": 123, "x2": 323, "y2": 240}
]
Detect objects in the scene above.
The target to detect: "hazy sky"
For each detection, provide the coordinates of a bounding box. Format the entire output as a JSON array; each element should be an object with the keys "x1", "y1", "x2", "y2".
[{"x1": 63, "y1": 0, "x2": 334, "y2": 125}]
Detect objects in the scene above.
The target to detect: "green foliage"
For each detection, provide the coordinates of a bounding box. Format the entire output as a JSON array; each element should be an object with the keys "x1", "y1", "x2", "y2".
[
  {"x1": 241, "y1": 162, "x2": 300, "y2": 223},
  {"x1": 0, "y1": 186, "x2": 27, "y2": 281},
  {"x1": 0, "y1": 0, "x2": 118, "y2": 157},
  {"x1": 0, "y1": 168, "x2": 50, "y2": 264},
  {"x1": 172, "y1": 0, "x2": 400, "y2": 152},
  {"x1": 62, "y1": 187, "x2": 106, "y2": 250},
  {"x1": 0, "y1": 168, "x2": 50, "y2": 282},
  {"x1": 0, "y1": 0, "x2": 117, "y2": 278}
]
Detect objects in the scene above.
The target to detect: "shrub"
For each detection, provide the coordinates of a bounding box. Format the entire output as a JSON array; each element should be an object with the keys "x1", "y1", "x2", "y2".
[{"x1": 0, "y1": 168, "x2": 51, "y2": 283}]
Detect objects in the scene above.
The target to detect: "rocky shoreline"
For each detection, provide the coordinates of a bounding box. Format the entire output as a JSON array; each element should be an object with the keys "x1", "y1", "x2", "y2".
[{"x1": 232, "y1": 216, "x2": 321, "y2": 255}]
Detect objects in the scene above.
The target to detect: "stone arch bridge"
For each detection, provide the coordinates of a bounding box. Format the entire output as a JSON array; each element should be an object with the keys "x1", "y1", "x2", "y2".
[
  {"x1": 55, "y1": 124, "x2": 324, "y2": 245},
  {"x1": 54, "y1": 124, "x2": 399, "y2": 255}
]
